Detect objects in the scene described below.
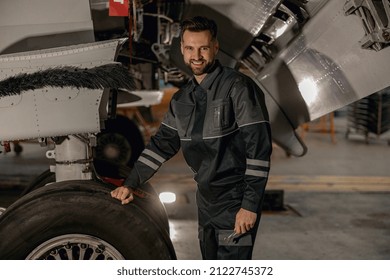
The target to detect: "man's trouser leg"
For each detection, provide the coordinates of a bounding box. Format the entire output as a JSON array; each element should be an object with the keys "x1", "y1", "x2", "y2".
[{"x1": 198, "y1": 225, "x2": 258, "y2": 260}]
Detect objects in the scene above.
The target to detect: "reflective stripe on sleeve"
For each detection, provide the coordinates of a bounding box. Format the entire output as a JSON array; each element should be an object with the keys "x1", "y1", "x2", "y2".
[
  {"x1": 245, "y1": 169, "x2": 269, "y2": 178},
  {"x1": 138, "y1": 156, "x2": 160, "y2": 171},
  {"x1": 246, "y1": 158, "x2": 270, "y2": 168},
  {"x1": 142, "y1": 149, "x2": 165, "y2": 164},
  {"x1": 245, "y1": 158, "x2": 270, "y2": 178}
]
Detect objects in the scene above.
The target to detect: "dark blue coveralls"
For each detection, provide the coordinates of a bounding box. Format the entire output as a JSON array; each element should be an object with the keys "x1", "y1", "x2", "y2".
[{"x1": 124, "y1": 60, "x2": 272, "y2": 259}]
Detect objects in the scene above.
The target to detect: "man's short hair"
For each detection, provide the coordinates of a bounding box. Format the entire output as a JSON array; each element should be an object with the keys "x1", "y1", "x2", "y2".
[{"x1": 180, "y1": 16, "x2": 218, "y2": 41}]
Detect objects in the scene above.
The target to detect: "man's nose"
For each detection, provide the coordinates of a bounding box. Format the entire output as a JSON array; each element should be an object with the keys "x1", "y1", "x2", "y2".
[{"x1": 193, "y1": 49, "x2": 202, "y2": 60}]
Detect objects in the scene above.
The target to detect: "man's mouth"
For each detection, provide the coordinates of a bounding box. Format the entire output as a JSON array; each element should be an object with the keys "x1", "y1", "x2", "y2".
[{"x1": 191, "y1": 60, "x2": 204, "y2": 66}]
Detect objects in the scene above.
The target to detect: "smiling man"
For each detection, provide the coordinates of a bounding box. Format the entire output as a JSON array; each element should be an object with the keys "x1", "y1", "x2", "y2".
[
  {"x1": 111, "y1": 16, "x2": 272, "y2": 260},
  {"x1": 180, "y1": 19, "x2": 219, "y2": 81}
]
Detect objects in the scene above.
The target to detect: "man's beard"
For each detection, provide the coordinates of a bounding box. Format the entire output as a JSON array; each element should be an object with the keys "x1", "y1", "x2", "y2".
[{"x1": 186, "y1": 60, "x2": 214, "y2": 76}]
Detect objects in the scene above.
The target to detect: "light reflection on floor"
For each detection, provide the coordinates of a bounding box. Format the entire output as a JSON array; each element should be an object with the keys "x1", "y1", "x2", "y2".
[
  {"x1": 168, "y1": 219, "x2": 201, "y2": 260},
  {"x1": 168, "y1": 221, "x2": 178, "y2": 241}
]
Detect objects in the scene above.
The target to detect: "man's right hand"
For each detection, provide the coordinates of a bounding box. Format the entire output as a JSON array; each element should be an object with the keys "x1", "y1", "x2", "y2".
[{"x1": 111, "y1": 186, "x2": 134, "y2": 205}]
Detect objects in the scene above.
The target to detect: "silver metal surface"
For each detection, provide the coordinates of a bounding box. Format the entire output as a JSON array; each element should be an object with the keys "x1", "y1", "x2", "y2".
[
  {"x1": 0, "y1": 40, "x2": 122, "y2": 141},
  {"x1": 48, "y1": 135, "x2": 94, "y2": 182},
  {"x1": 272, "y1": 0, "x2": 390, "y2": 121},
  {"x1": 117, "y1": 90, "x2": 163, "y2": 108},
  {"x1": 0, "y1": 0, "x2": 94, "y2": 54},
  {"x1": 344, "y1": 0, "x2": 390, "y2": 51}
]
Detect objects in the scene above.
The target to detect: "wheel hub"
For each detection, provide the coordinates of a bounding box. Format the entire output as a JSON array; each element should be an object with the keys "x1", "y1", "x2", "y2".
[{"x1": 26, "y1": 234, "x2": 124, "y2": 260}]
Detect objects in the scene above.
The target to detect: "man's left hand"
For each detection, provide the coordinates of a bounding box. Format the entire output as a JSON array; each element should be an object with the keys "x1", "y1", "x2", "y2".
[{"x1": 234, "y1": 208, "x2": 257, "y2": 235}]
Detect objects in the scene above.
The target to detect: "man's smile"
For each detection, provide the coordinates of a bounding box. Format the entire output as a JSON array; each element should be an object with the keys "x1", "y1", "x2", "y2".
[{"x1": 191, "y1": 60, "x2": 205, "y2": 65}]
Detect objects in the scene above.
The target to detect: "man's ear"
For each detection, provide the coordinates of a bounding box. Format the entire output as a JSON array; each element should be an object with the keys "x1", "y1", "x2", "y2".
[
  {"x1": 180, "y1": 41, "x2": 184, "y2": 55},
  {"x1": 214, "y1": 39, "x2": 219, "y2": 54}
]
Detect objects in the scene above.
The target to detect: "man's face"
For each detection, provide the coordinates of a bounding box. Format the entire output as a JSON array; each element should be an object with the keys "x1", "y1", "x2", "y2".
[{"x1": 181, "y1": 30, "x2": 219, "y2": 79}]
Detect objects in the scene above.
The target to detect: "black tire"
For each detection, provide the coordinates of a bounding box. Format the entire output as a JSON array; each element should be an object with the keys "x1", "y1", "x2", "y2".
[
  {"x1": 20, "y1": 169, "x2": 55, "y2": 196},
  {"x1": 0, "y1": 180, "x2": 176, "y2": 260},
  {"x1": 93, "y1": 163, "x2": 171, "y2": 233},
  {"x1": 94, "y1": 115, "x2": 144, "y2": 176},
  {"x1": 21, "y1": 164, "x2": 170, "y2": 233}
]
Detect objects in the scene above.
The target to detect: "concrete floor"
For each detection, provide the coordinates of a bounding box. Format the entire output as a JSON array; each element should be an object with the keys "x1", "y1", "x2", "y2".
[{"x1": 1, "y1": 115, "x2": 389, "y2": 259}]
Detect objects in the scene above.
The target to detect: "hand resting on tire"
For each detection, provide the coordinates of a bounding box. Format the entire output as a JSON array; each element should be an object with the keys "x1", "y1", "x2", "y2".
[{"x1": 111, "y1": 186, "x2": 134, "y2": 204}]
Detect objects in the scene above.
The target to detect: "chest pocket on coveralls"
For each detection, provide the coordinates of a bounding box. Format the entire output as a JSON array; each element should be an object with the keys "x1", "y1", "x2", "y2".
[
  {"x1": 211, "y1": 99, "x2": 232, "y2": 131},
  {"x1": 172, "y1": 101, "x2": 194, "y2": 138}
]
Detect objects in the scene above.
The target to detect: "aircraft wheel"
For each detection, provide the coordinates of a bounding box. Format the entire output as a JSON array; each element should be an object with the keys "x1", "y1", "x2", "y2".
[
  {"x1": 20, "y1": 169, "x2": 55, "y2": 196},
  {"x1": 0, "y1": 180, "x2": 176, "y2": 260},
  {"x1": 20, "y1": 164, "x2": 170, "y2": 233}
]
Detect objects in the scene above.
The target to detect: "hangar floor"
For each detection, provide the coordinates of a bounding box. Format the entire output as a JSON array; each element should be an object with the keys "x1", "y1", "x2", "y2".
[{"x1": 0, "y1": 114, "x2": 389, "y2": 259}]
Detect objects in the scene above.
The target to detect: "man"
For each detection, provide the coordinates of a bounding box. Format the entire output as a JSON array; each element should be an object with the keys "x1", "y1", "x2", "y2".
[{"x1": 111, "y1": 16, "x2": 272, "y2": 260}]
